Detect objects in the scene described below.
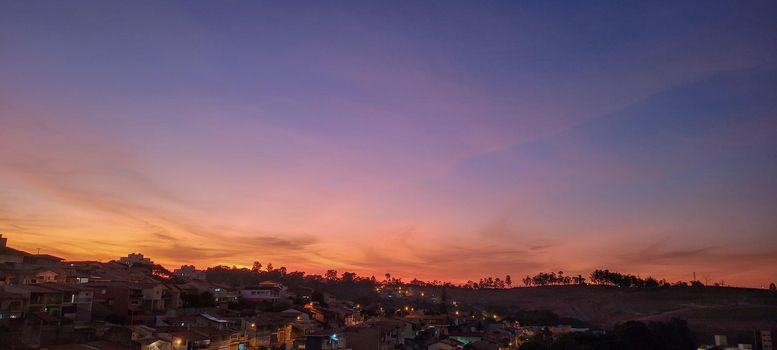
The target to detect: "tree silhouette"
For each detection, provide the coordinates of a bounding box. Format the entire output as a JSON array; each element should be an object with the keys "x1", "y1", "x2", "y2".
[
  {"x1": 770, "y1": 282, "x2": 776, "y2": 291},
  {"x1": 439, "y1": 286, "x2": 448, "y2": 314},
  {"x1": 342, "y1": 272, "x2": 356, "y2": 283},
  {"x1": 252, "y1": 261, "x2": 262, "y2": 272}
]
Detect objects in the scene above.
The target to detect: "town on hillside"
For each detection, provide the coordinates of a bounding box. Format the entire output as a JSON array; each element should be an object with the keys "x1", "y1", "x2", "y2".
[{"x1": 0, "y1": 235, "x2": 774, "y2": 350}]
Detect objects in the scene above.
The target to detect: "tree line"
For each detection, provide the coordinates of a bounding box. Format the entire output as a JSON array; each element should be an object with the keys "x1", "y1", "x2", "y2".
[
  {"x1": 192, "y1": 260, "x2": 759, "y2": 291},
  {"x1": 447, "y1": 269, "x2": 721, "y2": 289},
  {"x1": 517, "y1": 269, "x2": 707, "y2": 288}
]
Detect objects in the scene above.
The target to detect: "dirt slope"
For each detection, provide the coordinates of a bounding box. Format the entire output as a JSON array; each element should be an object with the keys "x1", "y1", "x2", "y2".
[{"x1": 438, "y1": 285, "x2": 777, "y2": 335}]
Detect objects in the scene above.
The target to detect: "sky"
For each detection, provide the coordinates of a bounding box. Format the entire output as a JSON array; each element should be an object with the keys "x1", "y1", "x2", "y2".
[{"x1": 1, "y1": 1, "x2": 776, "y2": 287}]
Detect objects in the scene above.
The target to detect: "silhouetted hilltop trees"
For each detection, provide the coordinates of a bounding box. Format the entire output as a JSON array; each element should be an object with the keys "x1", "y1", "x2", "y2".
[
  {"x1": 518, "y1": 271, "x2": 586, "y2": 287},
  {"x1": 201, "y1": 263, "x2": 735, "y2": 292},
  {"x1": 588, "y1": 269, "x2": 661, "y2": 288},
  {"x1": 510, "y1": 269, "x2": 709, "y2": 289}
]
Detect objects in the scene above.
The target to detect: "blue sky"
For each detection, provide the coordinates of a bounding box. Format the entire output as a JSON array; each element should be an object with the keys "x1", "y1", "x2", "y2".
[{"x1": 1, "y1": 1, "x2": 776, "y2": 286}]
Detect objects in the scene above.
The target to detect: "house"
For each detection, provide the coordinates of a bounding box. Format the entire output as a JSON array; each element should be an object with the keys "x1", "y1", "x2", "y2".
[
  {"x1": 160, "y1": 327, "x2": 247, "y2": 350},
  {"x1": 33, "y1": 283, "x2": 93, "y2": 324},
  {"x1": 406, "y1": 313, "x2": 451, "y2": 335},
  {"x1": 447, "y1": 332, "x2": 482, "y2": 346},
  {"x1": 0, "y1": 234, "x2": 27, "y2": 266},
  {"x1": 130, "y1": 324, "x2": 159, "y2": 343},
  {"x1": 240, "y1": 281, "x2": 287, "y2": 302},
  {"x1": 340, "y1": 318, "x2": 415, "y2": 350},
  {"x1": 428, "y1": 338, "x2": 464, "y2": 350},
  {"x1": 172, "y1": 265, "x2": 206, "y2": 281},
  {"x1": 34, "y1": 269, "x2": 64, "y2": 284},
  {"x1": 162, "y1": 314, "x2": 201, "y2": 328},
  {"x1": 305, "y1": 331, "x2": 347, "y2": 350},
  {"x1": 306, "y1": 303, "x2": 362, "y2": 329},
  {"x1": 22, "y1": 254, "x2": 64, "y2": 269},
  {"x1": 39, "y1": 340, "x2": 136, "y2": 350},
  {"x1": 245, "y1": 312, "x2": 297, "y2": 349},
  {"x1": 469, "y1": 340, "x2": 499, "y2": 350},
  {"x1": 7, "y1": 284, "x2": 65, "y2": 318},
  {"x1": 161, "y1": 282, "x2": 183, "y2": 310},
  {"x1": 89, "y1": 281, "x2": 172, "y2": 325},
  {"x1": 22, "y1": 311, "x2": 70, "y2": 348},
  {"x1": 285, "y1": 308, "x2": 322, "y2": 338},
  {"x1": 182, "y1": 280, "x2": 238, "y2": 306},
  {"x1": 362, "y1": 318, "x2": 416, "y2": 350},
  {"x1": 287, "y1": 286, "x2": 314, "y2": 301},
  {"x1": 166, "y1": 329, "x2": 210, "y2": 350},
  {"x1": 0, "y1": 235, "x2": 64, "y2": 285},
  {"x1": 191, "y1": 327, "x2": 248, "y2": 350},
  {"x1": 198, "y1": 313, "x2": 234, "y2": 330},
  {"x1": 0, "y1": 290, "x2": 26, "y2": 324},
  {"x1": 342, "y1": 326, "x2": 381, "y2": 350}
]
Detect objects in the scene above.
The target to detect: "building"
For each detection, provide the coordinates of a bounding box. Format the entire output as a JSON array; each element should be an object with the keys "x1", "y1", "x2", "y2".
[
  {"x1": 6, "y1": 284, "x2": 66, "y2": 318},
  {"x1": 182, "y1": 280, "x2": 238, "y2": 306},
  {"x1": 305, "y1": 331, "x2": 347, "y2": 350},
  {"x1": 0, "y1": 290, "x2": 26, "y2": 324},
  {"x1": 428, "y1": 339, "x2": 464, "y2": 350},
  {"x1": 0, "y1": 234, "x2": 29, "y2": 266},
  {"x1": 715, "y1": 335, "x2": 728, "y2": 347},
  {"x1": 240, "y1": 281, "x2": 287, "y2": 302},
  {"x1": 245, "y1": 312, "x2": 298, "y2": 349},
  {"x1": 118, "y1": 253, "x2": 153, "y2": 267},
  {"x1": 88, "y1": 281, "x2": 174, "y2": 325},
  {"x1": 342, "y1": 327, "x2": 381, "y2": 350},
  {"x1": 761, "y1": 330, "x2": 773, "y2": 350},
  {"x1": 172, "y1": 265, "x2": 206, "y2": 281},
  {"x1": 32, "y1": 283, "x2": 93, "y2": 324},
  {"x1": 0, "y1": 235, "x2": 64, "y2": 285}
]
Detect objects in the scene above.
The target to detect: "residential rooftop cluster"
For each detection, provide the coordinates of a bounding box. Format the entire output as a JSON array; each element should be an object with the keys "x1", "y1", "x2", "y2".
[
  {"x1": 0, "y1": 234, "x2": 773, "y2": 350},
  {"x1": 0, "y1": 234, "x2": 537, "y2": 350}
]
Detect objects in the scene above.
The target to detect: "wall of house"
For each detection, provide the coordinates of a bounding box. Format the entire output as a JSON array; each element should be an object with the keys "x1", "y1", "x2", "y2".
[{"x1": 343, "y1": 328, "x2": 380, "y2": 350}]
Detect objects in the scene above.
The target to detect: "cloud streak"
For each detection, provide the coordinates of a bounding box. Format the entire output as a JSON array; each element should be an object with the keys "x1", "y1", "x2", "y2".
[{"x1": 0, "y1": 1, "x2": 776, "y2": 286}]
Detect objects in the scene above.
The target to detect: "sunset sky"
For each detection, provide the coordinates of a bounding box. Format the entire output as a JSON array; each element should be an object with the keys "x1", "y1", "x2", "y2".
[{"x1": 1, "y1": 1, "x2": 776, "y2": 287}]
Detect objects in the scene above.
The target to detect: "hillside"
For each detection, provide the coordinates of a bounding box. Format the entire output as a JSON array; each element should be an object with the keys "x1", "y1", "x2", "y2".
[{"x1": 435, "y1": 285, "x2": 777, "y2": 338}]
